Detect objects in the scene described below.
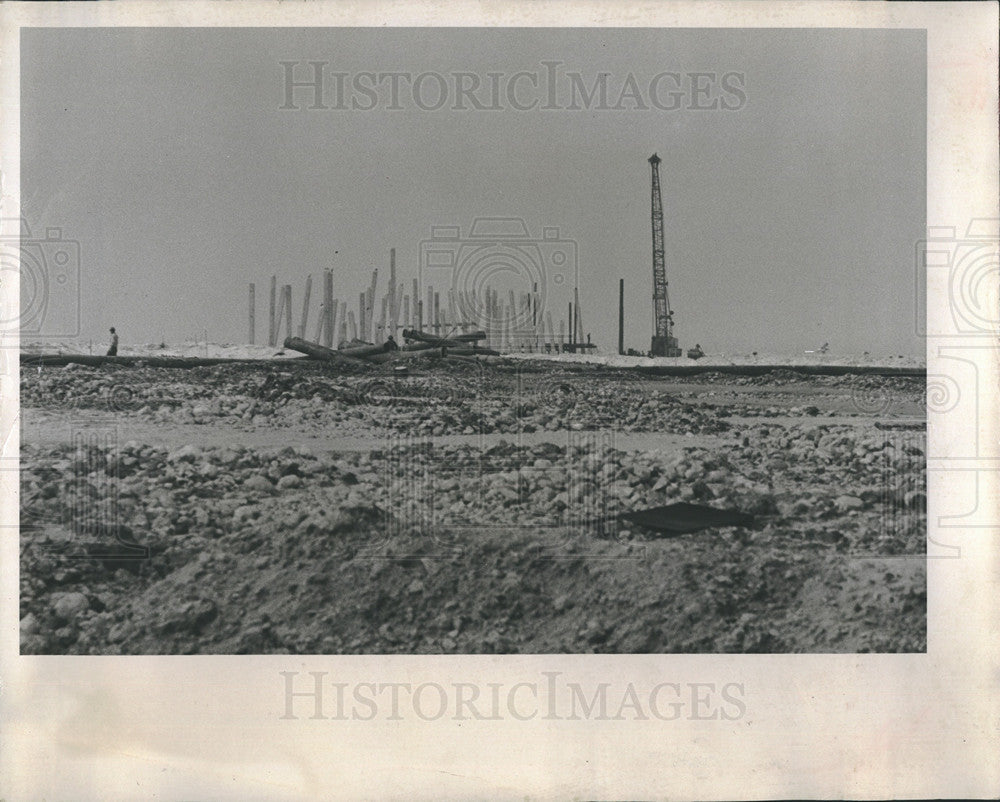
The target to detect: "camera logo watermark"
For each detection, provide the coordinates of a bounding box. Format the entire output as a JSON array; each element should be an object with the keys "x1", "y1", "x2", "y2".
[
  {"x1": 0, "y1": 218, "x2": 81, "y2": 338},
  {"x1": 849, "y1": 377, "x2": 896, "y2": 416},
  {"x1": 280, "y1": 61, "x2": 747, "y2": 113},
  {"x1": 419, "y1": 217, "x2": 577, "y2": 349},
  {"x1": 915, "y1": 219, "x2": 999, "y2": 338},
  {"x1": 280, "y1": 671, "x2": 747, "y2": 722}
]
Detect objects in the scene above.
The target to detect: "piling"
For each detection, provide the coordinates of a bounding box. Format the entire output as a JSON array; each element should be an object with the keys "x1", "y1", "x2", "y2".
[
  {"x1": 618, "y1": 278, "x2": 624, "y2": 355},
  {"x1": 268, "y1": 275, "x2": 277, "y2": 346},
  {"x1": 389, "y1": 249, "x2": 397, "y2": 338},
  {"x1": 284, "y1": 285, "x2": 293, "y2": 341},
  {"x1": 299, "y1": 274, "x2": 312, "y2": 339},
  {"x1": 248, "y1": 283, "x2": 255, "y2": 344},
  {"x1": 313, "y1": 304, "x2": 326, "y2": 343},
  {"x1": 323, "y1": 270, "x2": 334, "y2": 348},
  {"x1": 330, "y1": 298, "x2": 340, "y2": 345},
  {"x1": 337, "y1": 303, "x2": 347, "y2": 346},
  {"x1": 574, "y1": 286, "x2": 582, "y2": 345},
  {"x1": 366, "y1": 269, "x2": 378, "y2": 337},
  {"x1": 377, "y1": 294, "x2": 388, "y2": 344}
]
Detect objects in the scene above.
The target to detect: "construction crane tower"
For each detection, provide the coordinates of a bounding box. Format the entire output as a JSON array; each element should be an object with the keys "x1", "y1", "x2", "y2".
[{"x1": 648, "y1": 153, "x2": 681, "y2": 357}]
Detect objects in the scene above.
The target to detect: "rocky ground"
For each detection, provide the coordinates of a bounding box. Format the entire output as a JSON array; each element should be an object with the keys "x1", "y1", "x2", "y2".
[{"x1": 19, "y1": 358, "x2": 926, "y2": 654}]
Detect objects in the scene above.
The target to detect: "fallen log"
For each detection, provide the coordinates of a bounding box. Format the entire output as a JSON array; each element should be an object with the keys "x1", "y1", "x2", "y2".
[
  {"x1": 362, "y1": 343, "x2": 496, "y2": 364},
  {"x1": 402, "y1": 329, "x2": 486, "y2": 346},
  {"x1": 338, "y1": 341, "x2": 393, "y2": 358},
  {"x1": 365, "y1": 346, "x2": 447, "y2": 363},
  {"x1": 283, "y1": 337, "x2": 367, "y2": 364},
  {"x1": 399, "y1": 341, "x2": 438, "y2": 353}
]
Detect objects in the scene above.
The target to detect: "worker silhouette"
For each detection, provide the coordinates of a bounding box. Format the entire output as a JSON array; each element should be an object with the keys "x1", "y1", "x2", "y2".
[{"x1": 107, "y1": 327, "x2": 119, "y2": 356}]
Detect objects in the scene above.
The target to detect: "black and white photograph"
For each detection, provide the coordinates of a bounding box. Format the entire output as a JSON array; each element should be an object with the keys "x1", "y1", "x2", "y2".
[
  {"x1": 2, "y1": 2, "x2": 997, "y2": 800},
  {"x1": 16, "y1": 25, "x2": 928, "y2": 656}
]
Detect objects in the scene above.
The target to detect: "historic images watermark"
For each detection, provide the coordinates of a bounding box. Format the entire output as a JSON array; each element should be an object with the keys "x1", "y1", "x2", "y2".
[
  {"x1": 280, "y1": 61, "x2": 747, "y2": 112},
  {"x1": 280, "y1": 670, "x2": 747, "y2": 721}
]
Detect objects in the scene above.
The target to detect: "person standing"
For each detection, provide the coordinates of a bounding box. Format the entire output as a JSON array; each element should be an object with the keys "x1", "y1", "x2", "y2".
[{"x1": 107, "y1": 327, "x2": 119, "y2": 356}]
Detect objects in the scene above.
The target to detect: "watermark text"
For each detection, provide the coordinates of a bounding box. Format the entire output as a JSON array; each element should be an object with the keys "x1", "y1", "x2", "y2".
[
  {"x1": 280, "y1": 62, "x2": 747, "y2": 112},
  {"x1": 280, "y1": 671, "x2": 747, "y2": 721}
]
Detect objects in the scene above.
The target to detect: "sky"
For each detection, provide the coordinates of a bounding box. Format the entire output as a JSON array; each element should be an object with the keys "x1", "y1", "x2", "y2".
[{"x1": 19, "y1": 27, "x2": 925, "y2": 355}]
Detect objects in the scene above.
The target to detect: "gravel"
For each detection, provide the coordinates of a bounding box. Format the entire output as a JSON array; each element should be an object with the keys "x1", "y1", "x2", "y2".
[{"x1": 20, "y1": 369, "x2": 926, "y2": 654}]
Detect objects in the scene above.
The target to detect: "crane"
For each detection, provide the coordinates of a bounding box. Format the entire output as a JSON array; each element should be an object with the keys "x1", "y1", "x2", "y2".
[{"x1": 648, "y1": 153, "x2": 681, "y2": 357}]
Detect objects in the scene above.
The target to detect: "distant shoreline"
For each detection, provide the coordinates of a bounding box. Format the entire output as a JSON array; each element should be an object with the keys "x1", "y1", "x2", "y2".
[
  {"x1": 19, "y1": 341, "x2": 926, "y2": 368},
  {"x1": 19, "y1": 341, "x2": 925, "y2": 376}
]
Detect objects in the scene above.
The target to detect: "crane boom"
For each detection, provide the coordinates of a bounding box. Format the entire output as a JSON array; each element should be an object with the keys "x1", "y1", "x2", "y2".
[
  {"x1": 649, "y1": 153, "x2": 681, "y2": 356},
  {"x1": 650, "y1": 153, "x2": 669, "y2": 339}
]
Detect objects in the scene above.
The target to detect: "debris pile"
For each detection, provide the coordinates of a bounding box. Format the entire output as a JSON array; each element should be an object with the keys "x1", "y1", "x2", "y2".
[
  {"x1": 21, "y1": 363, "x2": 734, "y2": 435},
  {"x1": 20, "y1": 419, "x2": 926, "y2": 654}
]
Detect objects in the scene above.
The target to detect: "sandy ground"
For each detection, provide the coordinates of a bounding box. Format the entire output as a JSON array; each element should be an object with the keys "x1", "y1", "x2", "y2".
[{"x1": 19, "y1": 355, "x2": 926, "y2": 654}]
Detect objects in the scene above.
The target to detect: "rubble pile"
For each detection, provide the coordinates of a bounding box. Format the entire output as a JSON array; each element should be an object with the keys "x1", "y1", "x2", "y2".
[
  {"x1": 22, "y1": 364, "x2": 735, "y2": 435},
  {"x1": 20, "y1": 420, "x2": 925, "y2": 654}
]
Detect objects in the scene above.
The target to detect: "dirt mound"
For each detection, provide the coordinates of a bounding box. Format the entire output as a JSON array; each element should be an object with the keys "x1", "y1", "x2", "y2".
[{"x1": 20, "y1": 423, "x2": 925, "y2": 654}]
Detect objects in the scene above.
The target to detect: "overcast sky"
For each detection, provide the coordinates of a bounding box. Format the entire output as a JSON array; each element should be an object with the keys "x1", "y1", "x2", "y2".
[{"x1": 20, "y1": 27, "x2": 925, "y2": 355}]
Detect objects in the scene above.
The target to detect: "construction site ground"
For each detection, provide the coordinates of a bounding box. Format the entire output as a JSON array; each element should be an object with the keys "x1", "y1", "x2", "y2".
[{"x1": 19, "y1": 358, "x2": 927, "y2": 654}]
